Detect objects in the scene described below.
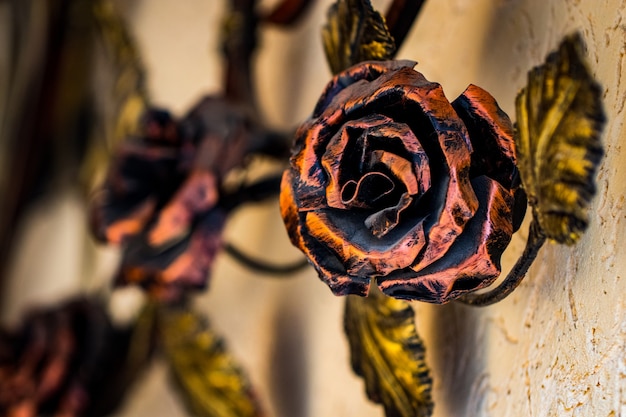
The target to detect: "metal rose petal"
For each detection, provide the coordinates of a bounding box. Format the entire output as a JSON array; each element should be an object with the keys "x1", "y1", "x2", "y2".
[
  {"x1": 90, "y1": 143, "x2": 182, "y2": 244},
  {"x1": 290, "y1": 119, "x2": 338, "y2": 207},
  {"x1": 280, "y1": 171, "x2": 305, "y2": 249},
  {"x1": 362, "y1": 123, "x2": 431, "y2": 193},
  {"x1": 148, "y1": 170, "x2": 219, "y2": 246},
  {"x1": 116, "y1": 208, "x2": 227, "y2": 301},
  {"x1": 294, "y1": 62, "x2": 425, "y2": 211},
  {"x1": 345, "y1": 67, "x2": 477, "y2": 272},
  {"x1": 280, "y1": 172, "x2": 367, "y2": 295},
  {"x1": 368, "y1": 150, "x2": 419, "y2": 195},
  {"x1": 323, "y1": 120, "x2": 369, "y2": 209},
  {"x1": 314, "y1": 60, "x2": 417, "y2": 117},
  {"x1": 95, "y1": 198, "x2": 156, "y2": 245},
  {"x1": 410, "y1": 135, "x2": 477, "y2": 273},
  {"x1": 451, "y1": 84, "x2": 519, "y2": 189},
  {"x1": 452, "y1": 84, "x2": 528, "y2": 232},
  {"x1": 322, "y1": 114, "x2": 429, "y2": 209},
  {"x1": 378, "y1": 176, "x2": 515, "y2": 303},
  {"x1": 305, "y1": 209, "x2": 426, "y2": 278},
  {"x1": 365, "y1": 192, "x2": 413, "y2": 238}
]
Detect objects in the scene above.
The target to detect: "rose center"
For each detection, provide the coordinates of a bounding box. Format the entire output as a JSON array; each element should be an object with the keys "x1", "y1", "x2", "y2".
[
  {"x1": 339, "y1": 171, "x2": 396, "y2": 209},
  {"x1": 338, "y1": 166, "x2": 414, "y2": 239}
]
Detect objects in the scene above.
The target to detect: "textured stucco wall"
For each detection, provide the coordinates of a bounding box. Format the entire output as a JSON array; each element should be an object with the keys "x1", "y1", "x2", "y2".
[
  {"x1": 404, "y1": 1, "x2": 626, "y2": 416},
  {"x1": 2, "y1": 1, "x2": 625, "y2": 416}
]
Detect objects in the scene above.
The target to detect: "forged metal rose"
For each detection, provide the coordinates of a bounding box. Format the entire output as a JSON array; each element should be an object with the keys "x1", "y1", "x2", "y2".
[
  {"x1": 280, "y1": 60, "x2": 526, "y2": 303},
  {"x1": 0, "y1": 298, "x2": 143, "y2": 417},
  {"x1": 91, "y1": 97, "x2": 284, "y2": 300}
]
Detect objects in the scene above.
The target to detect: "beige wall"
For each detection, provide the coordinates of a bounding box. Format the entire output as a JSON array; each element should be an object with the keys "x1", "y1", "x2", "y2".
[{"x1": 3, "y1": 0, "x2": 625, "y2": 416}]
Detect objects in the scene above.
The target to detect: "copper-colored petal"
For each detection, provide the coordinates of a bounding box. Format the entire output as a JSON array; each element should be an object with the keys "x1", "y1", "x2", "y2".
[
  {"x1": 160, "y1": 211, "x2": 225, "y2": 287},
  {"x1": 148, "y1": 170, "x2": 218, "y2": 247},
  {"x1": 281, "y1": 173, "x2": 367, "y2": 295},
  {"x1": 101, "y1": 198, "x2": 156, "y2": 245},
  {"x1": 117, "y1": 208, "x2": 227, "y2": 301},
  {"x1": 90, "y1": 142, "x2": 181, "y2": 243},
  {"x1": 314, "y1": 60, "x2": 417, "y2": 117},
  {"x1": 361, "y1": 125, "x2": 431, "y2": 197},
  {"x1": 351, "y1": 69, "x2": 477, "y2": 272},
  {"x1": 298, "y1": 68, "x2": 431, "y2": 209},
  {"x1": 279, "y1": 171, "x2": 304, "y2": 248},
  {"x1": 322, "y1": 121, "x2": 362, "y2": 209},
  {"x1": 290, "y1": 119, "x2": 338, "y2": 207},
  {"x1": 410, "y1": 138, "x2": 477, "y2": 273},
  {"x1": 300, "y1": 230, "x2": 368, "y2": 296},
  {"x1": 7, "y1": 402, "x2": 36, "y2": 417},
  {"x1": 364, "y1": 192, "x2": 413, "y2": 238},
  {"x1": 379, "y1": 176, "x2": 515, "y2": 303},
  {"x1": 305, "y1": 209, "x2": 425, "y2": 278},
  {"x1": 451, "y1": 84, "x2": 518, "y2": 188},
  {"x1": 369, "y1": 150, "x2": 419, "y2": 195},
  {"x1": 193, "y1": 131, "x2": 247, "y2": 177},
  {"x1": 322, "y1": 115, "x2": 429, "y2": 209},
  {"x1": 36, "y1": 314, "x2": 74, "y2": 401}
]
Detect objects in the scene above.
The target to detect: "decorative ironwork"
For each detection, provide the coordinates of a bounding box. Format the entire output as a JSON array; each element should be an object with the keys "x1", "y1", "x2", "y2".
[
  {"x1": 459, "y1": 33, "x2": 606, "y2": 306},
  {"x1": 515, "y1": 32, "x2": 605, "y2": 245},
  {"x1": 279, "y1": 60, "x2": 526, "y2": 303},
  {"x1": 322, "y1": 0, "x2": 396, "y2": 74},
  {"x1": 0, "y1": 0, "x2": 608, "y2": 416},
  {"x1": 158, "y1": 303, "x2": 263, "y2": 417},
  {"x1": 345, "y1": 287, "x2": 433, "y2": 417}
]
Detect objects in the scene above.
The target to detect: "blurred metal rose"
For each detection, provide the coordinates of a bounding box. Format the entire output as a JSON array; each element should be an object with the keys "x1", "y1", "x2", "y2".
[
  {"x1": 280, "y1": 60, "x2": 526, "y2": 303},
  {"x1": 0, "y1": 298, "x2": 147, "y2": 417},
  {"x1": 91, "y1": 97, "x2": 286, "y2": 301}
]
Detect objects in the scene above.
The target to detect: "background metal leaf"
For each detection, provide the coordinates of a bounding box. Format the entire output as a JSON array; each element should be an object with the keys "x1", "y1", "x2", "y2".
[
  {"x1": 515, "y1": 33, "x2": 605, "y2": 244},
  {"x1": 322, "y1": 0, "x2": 396, "y2": 74},
  {"x1": 82, "y1": 0, "x2": 149, "y2": 190},
  {"x1": 158, "y1": 304, "x2": 263, "y2": 417},
  {"x1": 344, "y1": 288, "x2": 433, "y2": 417}
]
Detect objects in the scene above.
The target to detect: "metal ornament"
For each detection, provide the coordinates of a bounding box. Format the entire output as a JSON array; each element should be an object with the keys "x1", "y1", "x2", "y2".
[
  {"x1": 515, "y1": 32, "x2": 605, "y2": 245},
  {"x1": 460, "y1": 33, "x2": 606, "y2": 306},
  {"x1": 345, "y1": 286, "x2": 433, "y2": 417},
  {"x1": 280, "y1": 60, "x2": 526, "y2": 303},
  {"x1": 279, "y1": 1, "x2": 606, "y2": 416},
  {"x1": 322, "y1": 0, "x2": 396, "y2": 74},
  {"x1": 0, "y1": 0, "x2": 608, "y2": 416},
  {"x1": 158, "y1": 304, "x2": 263, "y2": 417},
  {"x1": 0, "y1": 297, "x2": 155, "y2": 417}
]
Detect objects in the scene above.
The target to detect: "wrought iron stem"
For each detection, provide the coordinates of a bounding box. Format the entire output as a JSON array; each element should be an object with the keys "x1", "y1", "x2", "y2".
[{"x1": 385, "y1": 0, "x2": 426, "y2": 53}]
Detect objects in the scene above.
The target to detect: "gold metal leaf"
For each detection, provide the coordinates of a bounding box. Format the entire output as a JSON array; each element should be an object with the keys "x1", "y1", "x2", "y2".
[
  {"x1": 515, "y1": 32, "x2": 605, "y2": 244},
  {"x1": 158, "y1": 304, "x2": 263, "y2": 417},
  {"x1": 82, "y1": 0, "x2": 149, "y2": 190},
  {"x1": 322, "y1": 0, "x2": 396, "y2": 74},
  {"x1": 344, "y1": 287, "x2": 433, "y2": 417}
]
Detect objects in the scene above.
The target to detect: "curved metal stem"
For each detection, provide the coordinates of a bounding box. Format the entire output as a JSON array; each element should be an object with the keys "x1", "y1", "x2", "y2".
[
  {"x1": 261, "y1": 0, "x2": 315, "y2": 26},
  {"x1": 224, "y1": 243, "x2": 309, "y2": 275},
  {"x1": 223, "y1": 0, "x2": 258, "y2": 110},
  {"x1": 457, "y1": 218, "x2": 547, "y2": 307},
  {"x1": 385, "y1": 0, "x2": 426, "y2": 54}
]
